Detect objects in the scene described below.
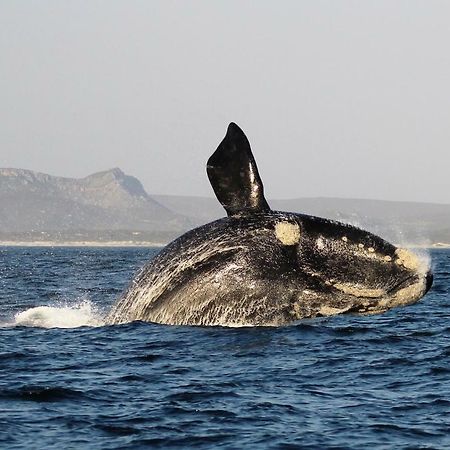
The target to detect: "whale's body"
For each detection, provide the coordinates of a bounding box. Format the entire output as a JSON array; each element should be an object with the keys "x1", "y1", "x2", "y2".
[{"x1": 108, "y1": 123, "x2": 432, "y2": 326}]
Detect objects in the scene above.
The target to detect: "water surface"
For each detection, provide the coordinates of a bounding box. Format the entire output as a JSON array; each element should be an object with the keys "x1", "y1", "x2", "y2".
[{"x1": 1, "y1": 247, "x2": 449, "y2": 449}]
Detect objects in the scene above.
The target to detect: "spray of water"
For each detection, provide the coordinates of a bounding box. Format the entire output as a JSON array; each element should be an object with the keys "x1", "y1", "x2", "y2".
[{"x1": 12, "y1": 299, "x2": 105, "y2": 329}]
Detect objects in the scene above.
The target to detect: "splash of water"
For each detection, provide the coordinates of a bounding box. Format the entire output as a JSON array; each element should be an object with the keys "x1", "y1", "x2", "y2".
[{"x1": 13, "y1": 299, "x2": 105, "y2": 329}]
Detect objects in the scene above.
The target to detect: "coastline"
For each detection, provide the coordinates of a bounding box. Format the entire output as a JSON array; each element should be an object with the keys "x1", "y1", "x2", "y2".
[
  {"x1": 0, "y1": 241, "x2": 166, "y2": 248},
  {"x1": 0, "y1": 240, "x2": 449, "y2": 249}
]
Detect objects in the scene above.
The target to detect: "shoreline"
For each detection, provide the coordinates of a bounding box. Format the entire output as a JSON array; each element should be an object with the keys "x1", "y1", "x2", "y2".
[
  {"x1": 0, "y1": 241, "x2": 166, "y2": 248},
  {"x1": 0, "y1": 240, "x2": 449, "y2": 249}
]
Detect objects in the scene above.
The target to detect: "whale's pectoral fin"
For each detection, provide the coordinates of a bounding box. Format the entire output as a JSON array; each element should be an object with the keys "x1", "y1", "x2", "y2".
[{"x1": 207, "y1": 122, "x2": 271, "y2": 217}]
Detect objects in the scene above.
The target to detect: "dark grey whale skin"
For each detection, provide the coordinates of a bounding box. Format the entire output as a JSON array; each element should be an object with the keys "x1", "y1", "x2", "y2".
[
  {"x1": 108, "y1": 123, "x2": 432, "y2": 327},
  {"x1": 108, "y1": 210, "x2": 429, "y2": 326}
]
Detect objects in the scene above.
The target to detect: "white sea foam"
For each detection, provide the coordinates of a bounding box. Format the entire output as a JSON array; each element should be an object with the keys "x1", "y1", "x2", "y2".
[{"x1": 13, "y1": 299, "x2": 105, "y2": 329}]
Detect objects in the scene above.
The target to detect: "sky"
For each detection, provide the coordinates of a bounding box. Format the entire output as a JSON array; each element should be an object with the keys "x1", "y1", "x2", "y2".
[{"x1": 1, "y1": 1, "x2": 449, "y2": 203}]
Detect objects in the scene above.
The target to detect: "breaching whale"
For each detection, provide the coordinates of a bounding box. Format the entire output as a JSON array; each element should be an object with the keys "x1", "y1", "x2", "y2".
[{"x1": 108, "y1": 123, "x2": 433, "y2": 326}]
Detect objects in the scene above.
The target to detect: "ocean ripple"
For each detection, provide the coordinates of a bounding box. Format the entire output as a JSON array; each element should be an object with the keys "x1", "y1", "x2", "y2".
[{"x1": 0, "y1": 247, "x2": 449, "y2": 449}]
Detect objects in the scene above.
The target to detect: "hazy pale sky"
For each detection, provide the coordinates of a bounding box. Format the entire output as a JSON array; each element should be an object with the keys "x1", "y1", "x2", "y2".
[{"x1": 1, "y1": 1, "x2": 449, "y2": 203}]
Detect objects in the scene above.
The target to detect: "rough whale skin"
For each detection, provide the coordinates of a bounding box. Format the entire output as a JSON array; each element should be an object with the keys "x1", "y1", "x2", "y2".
[{"x1": 108, "y1": 123, "x2": 433, "y2": 326}]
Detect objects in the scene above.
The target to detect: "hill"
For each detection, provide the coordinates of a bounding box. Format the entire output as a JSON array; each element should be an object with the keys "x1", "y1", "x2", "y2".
[
  {"x1": 1, "y1": 168, "x2": 449, "y2": 246},
  {"x1": 0, "y1": 168, "x2": 190, "y2": 243}
]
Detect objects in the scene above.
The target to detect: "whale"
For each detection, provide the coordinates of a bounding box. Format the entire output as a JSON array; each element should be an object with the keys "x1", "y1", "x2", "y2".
[{"x1": 108, "y1": 123, "x2": 433, "y2": 327}]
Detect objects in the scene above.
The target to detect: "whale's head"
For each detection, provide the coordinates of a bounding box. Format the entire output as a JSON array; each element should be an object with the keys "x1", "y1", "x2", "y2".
[{"x1": 276, "y1": 214, "x2": 433, "y2": 316}]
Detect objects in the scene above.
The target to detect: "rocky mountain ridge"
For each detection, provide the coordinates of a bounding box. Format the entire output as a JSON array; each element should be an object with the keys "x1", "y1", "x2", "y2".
[
  {"x1": 1, "y1": 167, "x2": 449, "y2": 245},
  {"x1": 0, "y1": 168, "x2": 189, "y2": 235}
]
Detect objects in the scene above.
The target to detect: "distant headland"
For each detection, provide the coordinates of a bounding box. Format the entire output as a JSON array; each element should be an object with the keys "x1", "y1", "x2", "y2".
[{"x1": 0, "y1": 168, "x2": 449, "y2": 247}]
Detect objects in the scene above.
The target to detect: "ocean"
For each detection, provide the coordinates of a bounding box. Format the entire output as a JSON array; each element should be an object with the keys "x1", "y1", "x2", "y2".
[{"x1": 0, "y1": 246, "x2": 449, "y2": 449}]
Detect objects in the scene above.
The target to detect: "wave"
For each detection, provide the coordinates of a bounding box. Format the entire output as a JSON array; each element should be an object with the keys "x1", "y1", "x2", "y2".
[{"x1": 12, "y1": 299, "x2": 105, "y2": 329}]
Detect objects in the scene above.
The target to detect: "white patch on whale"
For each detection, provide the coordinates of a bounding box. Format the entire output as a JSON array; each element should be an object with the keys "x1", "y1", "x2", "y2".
[
  {"x1": 395, "y1": 248, "x2": 426, "y2": 272},
  {"x1": 316, "y1": 237, "x2": 325, "y2": 250},
  {"x1": 275, "y1": 222, "x2": 300, "y2": 246}
]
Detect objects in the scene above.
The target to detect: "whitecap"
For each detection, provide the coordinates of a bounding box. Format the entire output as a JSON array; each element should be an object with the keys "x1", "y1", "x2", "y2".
[{"x1": 13, "y1": 299, "x2": 105, "y2": 329}]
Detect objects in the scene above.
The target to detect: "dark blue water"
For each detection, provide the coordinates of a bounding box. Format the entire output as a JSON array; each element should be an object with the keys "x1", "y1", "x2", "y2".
[{"x1": 0, "y1": 246, "x2": 449, "y2": 449}]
